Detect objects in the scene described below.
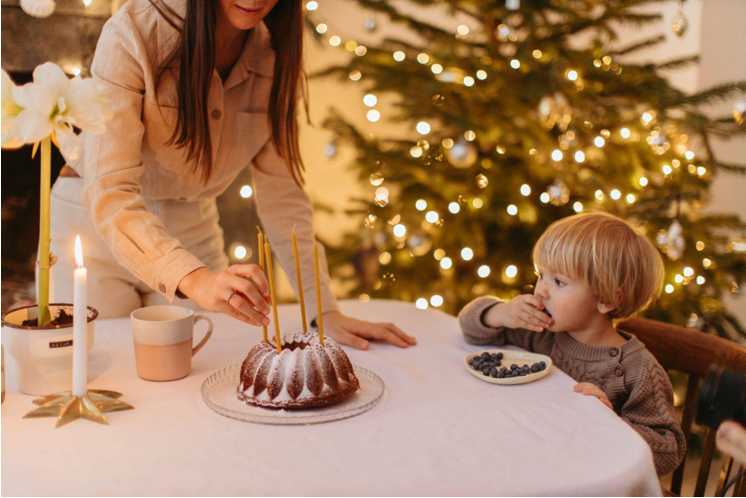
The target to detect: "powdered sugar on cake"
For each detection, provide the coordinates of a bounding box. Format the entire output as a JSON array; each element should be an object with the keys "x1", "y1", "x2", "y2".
[{"x1": 237, "y1": 331, "x2": 360, "y2": 409}]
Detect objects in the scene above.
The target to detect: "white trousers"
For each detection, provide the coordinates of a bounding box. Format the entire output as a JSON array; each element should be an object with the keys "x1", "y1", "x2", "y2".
[{"x1": 48, "y1": 177, "x2": 230, "y2": 319}]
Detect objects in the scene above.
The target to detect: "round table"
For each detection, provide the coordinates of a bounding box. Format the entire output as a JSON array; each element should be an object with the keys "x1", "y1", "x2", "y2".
[{"x1": 1, "y1": 299, "x2": 661, "y2": 496}]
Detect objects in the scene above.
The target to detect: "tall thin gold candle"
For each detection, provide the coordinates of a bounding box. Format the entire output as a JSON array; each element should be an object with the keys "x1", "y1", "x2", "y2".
[
  {"x1": 291, "y1": 227, "x2": 308, "y2": 334},
  {"x1": 264, "y1": 241, "x2": 282, "y2": 354},
  {"x1": 257, "y1": 229, "x2": 268, "y2": 343},
  {"x1": 313, "y1": 242, "x2": 325, "y2": 346}
]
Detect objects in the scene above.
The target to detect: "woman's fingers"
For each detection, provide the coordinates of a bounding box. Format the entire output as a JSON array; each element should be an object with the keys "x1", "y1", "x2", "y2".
[
  {"x1": 229, "y1": 293, "x2": 269, "y2": 326},
  {"x1": 332, "y1": 329, "x2": 370, "y2": 350},
  {"x1": 228, "y1": 275, "x2": 270, "y2": 315},
  {"x1": 374, "y1": 322, "x2": 417, "y2": 345},
  {"x1": 230, "y1": 265, "x2": 271, "y2": 300},
  {"x1": 215, "y1": 301, "x2": 262, "y2": 327},
  {"x1": 355, "y1": 322, "x2": 411, "y2": 348}
]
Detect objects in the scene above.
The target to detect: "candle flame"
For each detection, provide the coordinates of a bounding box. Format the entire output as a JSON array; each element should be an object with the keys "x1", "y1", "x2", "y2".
[{"x1": 74, "y1": 235, "x2": 84, "y2": 268}]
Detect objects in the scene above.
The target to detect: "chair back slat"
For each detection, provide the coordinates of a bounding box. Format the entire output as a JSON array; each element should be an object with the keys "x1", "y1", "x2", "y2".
[
  {"x1": 616, "y1": 317, "x2": 746, "y2": 496},
  {"x1": 695, "y1": 428, "x2": 717, "y2": 496},
  {"x1": 671, "y1": 374, "x2": 701, "y2": 495},
  {"x1": 714, "y1": 456, "x2": 734, "y2": 497},
  {"x1": 737, "y1": 467, "x2": 746, "y2": 497}
]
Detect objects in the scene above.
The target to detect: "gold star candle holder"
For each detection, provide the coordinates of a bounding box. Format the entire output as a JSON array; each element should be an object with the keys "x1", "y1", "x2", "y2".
[{"x1": 23, "y1": 389, "x2": 134, "y2": 428}]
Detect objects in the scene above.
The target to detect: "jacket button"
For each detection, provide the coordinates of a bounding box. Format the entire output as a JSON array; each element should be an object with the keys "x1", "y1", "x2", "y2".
[
  {"x1": 211, "y1": 109, "x2": 222, "y2": 120},
  {"x1": 614, "y1": 367, "x2": 624, "y2": 377},
  {"x1": 609, "y1": 348, "x2": 619, "y2": 357},
  {"x1": 158, "y1": 283, "x2": 166, "y2": 293}
]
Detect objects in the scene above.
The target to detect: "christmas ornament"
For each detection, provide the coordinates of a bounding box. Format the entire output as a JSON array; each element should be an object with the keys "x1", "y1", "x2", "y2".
[
  {"x1": 20, "y1": 0, "x2": 55, "y2": 18},
  {"x1": 546, "y1": 179, "x2": 570, "y2": 206},
  {"x1": 495, "y1": 23, "x2": 515, "y2": 42},
  {"x1": 476, "y1": 174, "x2": 488, "y2": 188},
  {"x1": 671, "y1": 2, "x2": 688, "y2": 37},
  {"x1": 733, "y1": 99, "x2": 746, "y2": 125},
  {"x1": 324, "y1": 140, "x2": 337, "y2": 159},
  {"x1": 446, "y1": 138, "x2": 478, "y2": 168},
  {"x1": 729, "y1": 237, "x2": 746, "y2": 253},
  {"x1": 656, "y1": 219, "x2": 685, "y2": 260},
  {"x1": 369, "y1": 172, "x2": 384, "y2": 186}
]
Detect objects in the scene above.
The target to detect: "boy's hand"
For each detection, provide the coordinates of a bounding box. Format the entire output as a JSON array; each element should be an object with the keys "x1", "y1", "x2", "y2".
[
  {"x1": 574, "y1": 382, "x2": 614, "y2": 410},
  {"x1": 484, "y1": 294, "x2": 554, "y2": 332}
]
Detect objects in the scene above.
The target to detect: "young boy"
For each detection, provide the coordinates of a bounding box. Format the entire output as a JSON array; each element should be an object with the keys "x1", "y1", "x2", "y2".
[{"x1": 458, "y1": 212, "x2": 686, "y2": 476}]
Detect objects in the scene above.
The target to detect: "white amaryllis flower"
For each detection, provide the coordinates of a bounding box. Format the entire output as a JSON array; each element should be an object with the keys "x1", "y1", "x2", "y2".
[
  {"x1": 1, "y1": 63, "x2": 112, "y2": 161},
  {"x1": 1, "y1": 70, "x2": 25, "y2": 149}
]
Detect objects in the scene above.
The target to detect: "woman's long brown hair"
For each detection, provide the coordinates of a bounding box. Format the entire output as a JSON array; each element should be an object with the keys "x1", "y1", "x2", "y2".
[{"x1": 149, "y1": 0, "x2": 307, "y2": 186}]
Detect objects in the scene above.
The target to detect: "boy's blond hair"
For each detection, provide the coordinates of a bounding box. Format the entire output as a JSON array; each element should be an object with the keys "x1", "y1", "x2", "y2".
[{"x1": 531, "y1": 211, "x2": 664, "y2": 319}]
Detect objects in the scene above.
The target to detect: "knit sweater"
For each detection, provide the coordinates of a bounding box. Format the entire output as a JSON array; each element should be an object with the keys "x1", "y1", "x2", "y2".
[{"x1": 459, "y1": 296, "x2": 686, "y2": 476}]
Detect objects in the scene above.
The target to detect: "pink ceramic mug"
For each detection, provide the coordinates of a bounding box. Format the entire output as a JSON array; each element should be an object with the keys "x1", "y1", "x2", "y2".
[{"x1": 131, "y1": 305, "x2": 213, "y2": 381}]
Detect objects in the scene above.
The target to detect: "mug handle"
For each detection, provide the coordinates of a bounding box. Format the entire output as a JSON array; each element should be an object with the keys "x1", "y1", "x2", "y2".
[{"x1": 192, "y1": 315, "x2": 214, "y2": 357}]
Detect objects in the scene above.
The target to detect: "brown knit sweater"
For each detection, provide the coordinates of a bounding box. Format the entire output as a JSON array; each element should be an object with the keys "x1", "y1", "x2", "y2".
[{"x1": 459, "y1": 296, "x2": 686, "y2": 476}]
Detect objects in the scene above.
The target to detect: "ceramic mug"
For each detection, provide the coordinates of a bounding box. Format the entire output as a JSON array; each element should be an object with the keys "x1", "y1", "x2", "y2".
[{"x1": 131, "y1": 305, "x2": 213, "y2": 382}]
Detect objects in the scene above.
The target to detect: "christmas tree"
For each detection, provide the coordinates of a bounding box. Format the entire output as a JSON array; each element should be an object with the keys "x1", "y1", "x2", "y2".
[{"x1": 310, "y1": 0, "x2": 746, "y2": 339}]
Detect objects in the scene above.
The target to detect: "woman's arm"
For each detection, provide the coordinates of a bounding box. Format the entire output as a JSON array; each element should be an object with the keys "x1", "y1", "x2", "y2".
[{"x1": 81, "y1": 12, "x2": 206, "y2": 303}]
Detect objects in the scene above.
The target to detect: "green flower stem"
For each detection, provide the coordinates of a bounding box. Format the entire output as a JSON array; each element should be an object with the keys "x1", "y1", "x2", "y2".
[{"x1": 37, "y1": 136, "x2": 52, "y2": 326}]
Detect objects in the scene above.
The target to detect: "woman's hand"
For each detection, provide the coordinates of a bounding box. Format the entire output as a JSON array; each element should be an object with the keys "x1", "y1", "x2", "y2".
[
  {"x1": 574, "y1": 382, "x2": 614, "y2": 410},
  {"x1": 483, "y1": 294, "x2": 554, "y2": 332},
  {"x1": 321, "y1": 311, "x2": 417, "y2": 350},
  {"x1": 178, "y1": 266, "x2": 271, "y2": 326},
  {"x1": 717, "y1": 421, "x2": 746, "y2": 467}
]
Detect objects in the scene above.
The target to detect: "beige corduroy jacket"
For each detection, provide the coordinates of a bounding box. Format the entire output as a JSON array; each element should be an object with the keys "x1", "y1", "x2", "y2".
[{"x1": 71, "y1": 0, "x2": 339, "y2": 322}]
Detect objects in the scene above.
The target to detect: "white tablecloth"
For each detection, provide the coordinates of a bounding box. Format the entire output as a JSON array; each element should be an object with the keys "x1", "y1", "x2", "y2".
[{"x1": 2, "y1": 300, "x2": 661, "y2": 496}]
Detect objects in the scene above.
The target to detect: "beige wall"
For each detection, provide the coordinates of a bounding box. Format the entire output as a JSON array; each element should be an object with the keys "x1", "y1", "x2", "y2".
[{"x1": 292, "y1": 1, "x2": 746, "y2": 324}]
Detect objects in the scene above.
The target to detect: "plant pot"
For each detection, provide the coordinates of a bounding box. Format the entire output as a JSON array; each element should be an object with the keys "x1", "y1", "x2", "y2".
[{"x1": 1, "y1": 304, "x2": 97, "y2": 395}]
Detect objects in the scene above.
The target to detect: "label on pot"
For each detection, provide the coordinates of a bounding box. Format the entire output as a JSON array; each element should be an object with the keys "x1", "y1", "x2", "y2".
[{"x1": 49, "y1": 340, "x2": 73, "y2": 348}]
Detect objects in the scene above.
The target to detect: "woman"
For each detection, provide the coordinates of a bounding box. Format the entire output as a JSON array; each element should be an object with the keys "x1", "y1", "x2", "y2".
[{"x1": 49, "y1": 0, "x2": 416, "y2": 350}]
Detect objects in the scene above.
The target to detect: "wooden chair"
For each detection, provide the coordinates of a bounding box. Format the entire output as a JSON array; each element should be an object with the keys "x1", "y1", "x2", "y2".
[{"x1": 617, "y1": 317, "x2": 746, "y2": 497}]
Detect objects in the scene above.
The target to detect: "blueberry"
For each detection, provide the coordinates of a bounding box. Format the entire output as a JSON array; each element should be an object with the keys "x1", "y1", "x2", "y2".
[
  {"x1": 490, "y1": 353, "x2": 498, "y2": 360},
  {"x1": 472, "y1": 364, "x2": 481, "y2": 371},
  {"x1": 481, "y1": 352, "x2": 491, "y2": 360},
  {"x1": 531, "y1": 365, "x2": 539, "y2": 373},
  {"x1": 490, "y1": 367, "x2": 498, "y2": 375},
  {"x1": 497, "y1": 371, "x2": 504, "y2": 378},
  {"x1": 519, "y1": 370, "x2": 527, "y2": 376},
  {"x1": 511, "y1": 364, "x2": 519, "y2": 371},
  {"x1": 522, "y1": 365, "x2": 530, "y2": 373},
  {"x1": 539, "y1": 361, "x2": 546, "y2": 370},
  {"x1": 482, "y1": 369, "x2": 490, "y2": 376},
  {"x1": 495, "y1": 360, "x2": 501, "y2": 367},
  {"x1": 500, "y1": 366, "x2": 508, "y2": 372},
  {"x1": 497, "y1": 352, "x2": 504, "y2": 360},
  {"x1": 469, "y1": 358, "x2": 476, "y2": 366}
]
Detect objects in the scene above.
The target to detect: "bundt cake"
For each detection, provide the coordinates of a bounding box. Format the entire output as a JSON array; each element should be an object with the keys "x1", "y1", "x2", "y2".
[{"x1": 237, "y1": 331, "x2": 360, "y2": 409}]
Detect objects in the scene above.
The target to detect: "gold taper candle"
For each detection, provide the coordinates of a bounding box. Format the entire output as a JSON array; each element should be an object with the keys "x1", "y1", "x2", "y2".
[
  {"x1": 257, "y1": 229, "x2": 268, "y2": 343},
  {"x1": 291, "y1": 227, "x2": 308, "y2": 333},
  {"x1": 313, "y1": 241, "x2": 325, "y2": 346},
  {"x1": 264, "y1": 241, "x2": 282, "y2": 354}
]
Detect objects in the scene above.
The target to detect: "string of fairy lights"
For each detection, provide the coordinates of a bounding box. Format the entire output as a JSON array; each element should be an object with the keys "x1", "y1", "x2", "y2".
[{"x1": 229, "y1": 1, "x2": 745, "y2": 315}]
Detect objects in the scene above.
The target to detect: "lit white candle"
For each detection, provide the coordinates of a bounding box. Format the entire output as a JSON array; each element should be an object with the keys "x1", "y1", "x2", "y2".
[{"x1": 72, "y1": 235, "x2": 87, "y2": 398}]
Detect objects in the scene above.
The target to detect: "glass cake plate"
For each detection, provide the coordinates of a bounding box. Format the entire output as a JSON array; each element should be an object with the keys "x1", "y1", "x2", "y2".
[{"x1": 201, "y1": 363, "x2": 385, "y2": 425}]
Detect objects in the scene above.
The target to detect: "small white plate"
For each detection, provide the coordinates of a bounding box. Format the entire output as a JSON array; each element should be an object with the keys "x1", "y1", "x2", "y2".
[{"x1": 464, "y1": 349, "x2": 553, "y2": 385}]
